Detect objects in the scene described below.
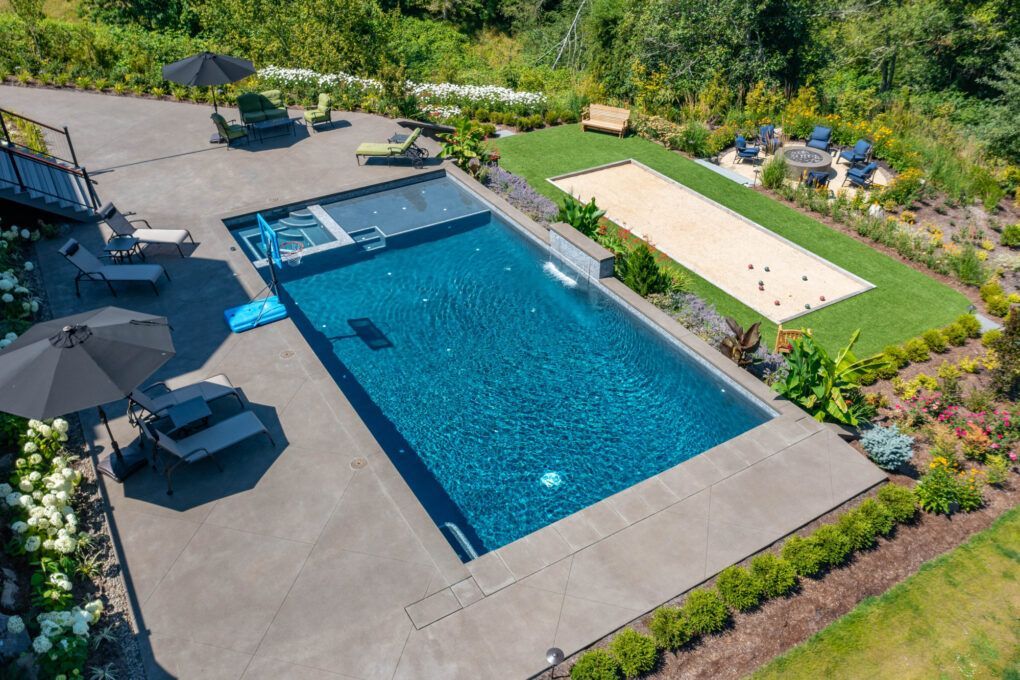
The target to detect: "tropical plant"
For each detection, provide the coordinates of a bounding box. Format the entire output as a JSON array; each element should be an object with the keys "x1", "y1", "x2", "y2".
[
  {"x1": 719, "y1": 317, "x2": 761, "y2": 367},
  {"x1": 772, "y1": 331, "x2": 889, "y2": 425},
  {"x1": 438, "y1": 119, "x2": 491, "y2": 175},
  {"x1": 557, "y1": 195, "x2": 605, "y2": 237}
]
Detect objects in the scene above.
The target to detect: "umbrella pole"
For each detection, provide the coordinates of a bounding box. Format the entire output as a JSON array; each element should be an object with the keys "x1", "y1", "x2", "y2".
[
  {"x1": 96, "y1": 404, "x2": 148, "y2": 483},
  {"x1": 212, "y1": 86, "x2": 218, "y2": 114}
]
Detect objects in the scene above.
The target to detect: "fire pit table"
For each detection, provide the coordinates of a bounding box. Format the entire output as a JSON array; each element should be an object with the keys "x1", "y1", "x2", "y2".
[{"x1": 780, "y1": 146, "x2": 833, "y2": 180}]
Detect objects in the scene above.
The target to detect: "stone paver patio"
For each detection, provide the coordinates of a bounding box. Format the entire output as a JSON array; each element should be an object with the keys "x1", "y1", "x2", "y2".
[{"x1": 0, "y1": 86, "x2": 886, "y2": 679}]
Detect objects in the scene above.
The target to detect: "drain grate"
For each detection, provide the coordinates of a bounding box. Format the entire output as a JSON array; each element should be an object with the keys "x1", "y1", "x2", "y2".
[
  {"x1": 280, "y1": 350, "x2": 295, "y2": 359},
  {"x1": 350, "y1": 457, "x2": 368, "y2": 470}
]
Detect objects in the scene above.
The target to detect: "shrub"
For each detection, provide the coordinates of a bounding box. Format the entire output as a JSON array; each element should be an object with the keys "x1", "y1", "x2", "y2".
[
  {"x1": 781, "y1": 535, "x2": 827, "y2": 578},
  {"x1": 877, "y1": 484, "x2": 919, "y2": 523},
  {"x1": 836, "y1": 508, "x2": 880, "y2": 551},
  {"x1": 649, "y1": 606, "x2": 691, "y2": 650},
  {"x1": 609, "y1": 629, "x2": 658, "y2": 679},
  {"x1": 571, "y1": 649, "x2": 621, "y2": 680},
  {"x1": 1000, "y1": 224, "x2": 1020, "y2": 248},
  {"x1": 761, "y1": 156, "x2": 788, "y2": 191},
  {"x1": 922, "y1": 329, "x2": 948, "y2": 353},
  {"x1": 982, "y1": 328, "x2": 1003, "y2": 347},
  {"x1": 986, "y1": 295, "x2": 1010, "y2": 317},
  {"x1": 860, "y1": 424, "x2": 915, "y2": 470},
  {"x1": 883, "y1": 345, "x2": 909, "y2": 369},
  {"x1": 810, "y1": 524, "x2": 854, "y2": 567},
  {"x1": 916, "y1": 458, "x2": 963, "y2": 514},
  {"x1": 618, "y1": 243, "x2": 673, "y2": 296},
  {"x1": 942, "y1": 322, "x2": 968, "y2": 347},
  {"x1": 748, "y1": 554, "x2": 798, "y2": 599},
  {"x1": 990, "y1": 306, "x2": 1020, "y2": 397},
  {"x1": 980, "y1": 279, "x2": 1005, "y2": 302},
  {"x1": 876, "y1": 362, "x2": 899, "y2": 380},
  {"x1": 954, "y1": 313, "x2": 982, "y2": 339},
  {"x1": 855, "y1": 498, "x2": 896, "y2": 537},
  {"x1": 680, "y1": 588, "x2": 729, "y2": 636},
  {"x1": 903, "y1": 338, "x2": 931, "y2": 363},
  {"x1": 558, "y1": 195, "x2": 605, "y2": 237},
  {"x1": 716, "y1": 565, "x2": 764, "y2": 612},
  {"x1": 881, "y1": 167, "x2": 926, "y2": 206}
]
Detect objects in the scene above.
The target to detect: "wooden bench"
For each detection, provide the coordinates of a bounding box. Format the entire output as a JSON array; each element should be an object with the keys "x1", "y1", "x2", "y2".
[{"x1": 581, "y1": 104, "x2": 630, "y2": 138}]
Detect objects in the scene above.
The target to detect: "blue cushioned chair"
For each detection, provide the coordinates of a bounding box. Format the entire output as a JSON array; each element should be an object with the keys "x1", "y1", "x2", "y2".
[
  {"x1": 838, "y1": 139, "x2": 872, "y2": 166},
  {"x1": 734, "y1": 135, "x2": 761, "y2": 164},
  {"x1": 805, "y1": 126, "x2": 832, "y2": 151},
  {"x1": 843, "y1": 161, "x2": 878, "y2": 189}
]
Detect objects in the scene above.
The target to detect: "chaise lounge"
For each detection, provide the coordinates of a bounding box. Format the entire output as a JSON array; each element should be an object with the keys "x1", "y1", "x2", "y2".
[
  {"x1": 237, "y1": 90, "x2": 288, "y2": 125},
  {"x1": 100, "y1": 202, "x2": 195, "y2": 257},
  {"x1": 59, "y1": 238, "x2": 170, "y2": 297},
  {"x1": 128, "y1": 374, "x2": 245, "y2": 425},
  {"x1": 141, "y1": 410, "x2": 274, "y2": 495},
  {"x1": 355, "y1": 128, "x2": 424, "y2": 168}
]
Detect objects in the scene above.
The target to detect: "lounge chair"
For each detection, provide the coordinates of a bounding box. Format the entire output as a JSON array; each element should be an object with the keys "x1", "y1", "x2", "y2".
[
  {"x1": 805, "y1": 126, "x2": 832, "y2": 152},
  {"x1": 236, "y1": 90, "x2": 288, "y2": 125},
  {"x1": 211, "y1": 113, "x2": 249, "y2": 146},
  {"x1": 303, "y1": 93, "x2": 333, "y2": 129},
  {"x1": 838, "y1": 139, "x2": 872, "y2": 166},
  {"x1": 99, "y1": 202, "x2": 194, "y2": 257},
  {"x1": 843, "y1": 161, "x2": 879, "y2": 189},
  {"x1": 734, "y1": 135, "x2": 760, "y2": 164},
  {"x1": 140, "y1": 410, "x2": 274, "y2": 495},
  {"x1": 59, "y1": 238, "x2": 170, "y2": 297},
  {"x1": 127, "y1": 374, "x2": 245, "y2": 425},
  {"x1": 803, "y1": 170, "x2": 831, "y2": 189},
  {"x1": 355, "y1": 128, "x2": 424, "y2": 168}
]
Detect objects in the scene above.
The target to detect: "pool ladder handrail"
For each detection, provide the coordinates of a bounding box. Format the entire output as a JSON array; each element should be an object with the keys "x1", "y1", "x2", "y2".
[{"x1": 440, "y1": 521, "x2": 479, "y2": 561}]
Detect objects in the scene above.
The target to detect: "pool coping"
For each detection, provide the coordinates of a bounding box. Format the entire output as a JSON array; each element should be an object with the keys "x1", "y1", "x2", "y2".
[
  {"x1": 215, "y1": 163, "x2": 887, "y2": 673},
  {"x1": 546, "y1": 158, "x2": 877, "y2": 324}
]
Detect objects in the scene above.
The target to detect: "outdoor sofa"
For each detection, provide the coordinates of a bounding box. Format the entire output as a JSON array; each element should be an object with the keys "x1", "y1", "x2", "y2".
[{"x1": 237, "y1": 90, "x2": 288, "y2": 125}]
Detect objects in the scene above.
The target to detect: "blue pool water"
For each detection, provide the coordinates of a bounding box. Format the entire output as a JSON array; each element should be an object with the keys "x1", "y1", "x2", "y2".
[{"x1": 267, "y1": 179, "x2": 771, "y2": 558}]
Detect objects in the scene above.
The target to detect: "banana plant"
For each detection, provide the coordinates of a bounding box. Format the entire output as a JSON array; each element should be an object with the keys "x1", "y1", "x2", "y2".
[
  {"x1": 773, "y1": 330, "x2": 889, "y2": 425},
  {"x1": 557, "y1": 196, "x2": 606, "y2": 237},
  {"x1": 719, "y1": 317, "x2": 761, "y2": 366},
  {"x1": 439, "y1": 120, "x2": 490, "y2": 175}
]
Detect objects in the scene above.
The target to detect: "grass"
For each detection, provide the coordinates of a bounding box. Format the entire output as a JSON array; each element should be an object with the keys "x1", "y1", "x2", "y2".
[
  {"x1": 751, "y1": 506, "x2": 1020, "y2": 680},
  {"x1": 493, "y1": 126, "x2": 971, "y2": 355}
]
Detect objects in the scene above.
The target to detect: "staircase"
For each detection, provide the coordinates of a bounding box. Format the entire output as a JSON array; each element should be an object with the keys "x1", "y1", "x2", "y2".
[
  {"x1": 0, "y1": 109, "x2": 99, "y2": 221},
  {"x1": 350, "y1": 226, "x2": 387, "y2": 252}
]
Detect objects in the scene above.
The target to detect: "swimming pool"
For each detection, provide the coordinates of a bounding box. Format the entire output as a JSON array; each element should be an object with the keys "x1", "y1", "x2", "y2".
[{"x1": 232, "y1": 175, "x2": 773, "y2": 559}]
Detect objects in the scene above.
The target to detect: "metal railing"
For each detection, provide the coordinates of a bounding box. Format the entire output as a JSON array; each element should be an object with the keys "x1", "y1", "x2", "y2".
[
  {"x1": 0, "y1": 107, "x2": 80, "y2": 167},
  {"x1": 0, "y1": 109, "x2": 99, "y2": 212},
  {"x1": 0, "y1": 143, "x2": 100, "y2": 212}
]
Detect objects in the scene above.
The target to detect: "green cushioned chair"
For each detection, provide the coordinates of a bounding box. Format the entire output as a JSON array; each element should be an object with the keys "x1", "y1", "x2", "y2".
[
  {"x1": 355, "y1": 128, "x2": 423, "y2": 168},
  {"x1": 237, "y1": 90, "x2": 288, "y2": 125},
  {"x1": 211, "y1": 113, "x2": 249, "y2": 146},
  {"x1": 303, "y1": 93, "x2": 333, "y2": 128}
]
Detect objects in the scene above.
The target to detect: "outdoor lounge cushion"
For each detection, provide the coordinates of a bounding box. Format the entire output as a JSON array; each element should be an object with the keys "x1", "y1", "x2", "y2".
[
  {"x1": 237, "y1": 91, "x2": 288, "y2": 124},
  {"x1": 160, "y1": 410, "x2": 269, "y2": 462},
  {"x1": 303, "y1": 93, "x2": 332, "y2": 125},
  {"x1": 356, "y1": 128, "x2": 422, "y2": 157},
  {"x1": 100, "y1": 202, "x2": 193, "y2": 252},
  {"x1": 59, "y1": 239, "x2": 166, "y2": 285},
  {"x1": 130, "y1": 374, "x2": 243, "y2": 419}
]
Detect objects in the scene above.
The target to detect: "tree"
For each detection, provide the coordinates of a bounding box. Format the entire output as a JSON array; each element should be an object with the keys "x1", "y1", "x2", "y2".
[
  {"x1": 979, "y1": 42, "x2": 1020, "y2": 159},
  {"x1": 990, "y1": 305, "x2": 1020, "y2": 398}
]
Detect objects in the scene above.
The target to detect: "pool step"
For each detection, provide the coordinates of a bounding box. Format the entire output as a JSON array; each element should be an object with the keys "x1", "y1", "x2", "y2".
[{"x1": 350, "y1": 226, "x2": 387, "y2": 252}]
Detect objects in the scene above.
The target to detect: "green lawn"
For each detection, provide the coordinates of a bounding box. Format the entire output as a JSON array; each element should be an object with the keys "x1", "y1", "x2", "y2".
[
  {"x1": 493, "y1": 126, "x2": 970, "y2": 355},
  {"x1": 751, "y1": 506, "x2": 1020, "y2": 680}
]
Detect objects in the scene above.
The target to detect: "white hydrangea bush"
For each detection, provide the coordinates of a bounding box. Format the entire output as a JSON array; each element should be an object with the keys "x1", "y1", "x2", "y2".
[
  {"x1": 257, "y1": 65, "x2": 546, "y2": 113},
  {"x1": 32, "y1": 601, "x2": 103, "y2": 676}
]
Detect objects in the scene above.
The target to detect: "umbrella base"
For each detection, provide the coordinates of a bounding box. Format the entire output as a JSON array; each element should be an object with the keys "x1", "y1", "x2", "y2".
[{"x1": 97, "y1": 442, "x2": 149, "y2": 482}]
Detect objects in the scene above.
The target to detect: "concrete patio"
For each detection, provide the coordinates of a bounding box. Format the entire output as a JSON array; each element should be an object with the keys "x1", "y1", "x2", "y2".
[{"x1": 0, "y1": 85, "x2": 885, "y2": 679}]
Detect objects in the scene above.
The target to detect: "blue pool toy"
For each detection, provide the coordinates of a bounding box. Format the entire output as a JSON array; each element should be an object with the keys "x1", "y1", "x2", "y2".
[{"x1": 225, "y1": 212, "x2": 289, "y2": 333}]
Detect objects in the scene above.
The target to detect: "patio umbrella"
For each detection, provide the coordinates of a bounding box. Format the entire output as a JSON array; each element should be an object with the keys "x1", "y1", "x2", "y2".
[
  {"x1": 161, "y1": 51, "x2": 255, "y2": 113},
  {"x1": 0, "y1": 307, "x2": 174, "y2": 482}
]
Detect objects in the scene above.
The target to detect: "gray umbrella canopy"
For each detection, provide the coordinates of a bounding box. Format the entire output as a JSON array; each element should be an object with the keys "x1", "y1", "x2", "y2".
[
  {"x1": 162, "y1": 52, "x2": 255, "y2": 113},
  {"x1": 0, "y1": 307, "x2": 174, "y2": 420},
  {"x1": 161, "y1": 52, "x2": 255, "y2": 88}
]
